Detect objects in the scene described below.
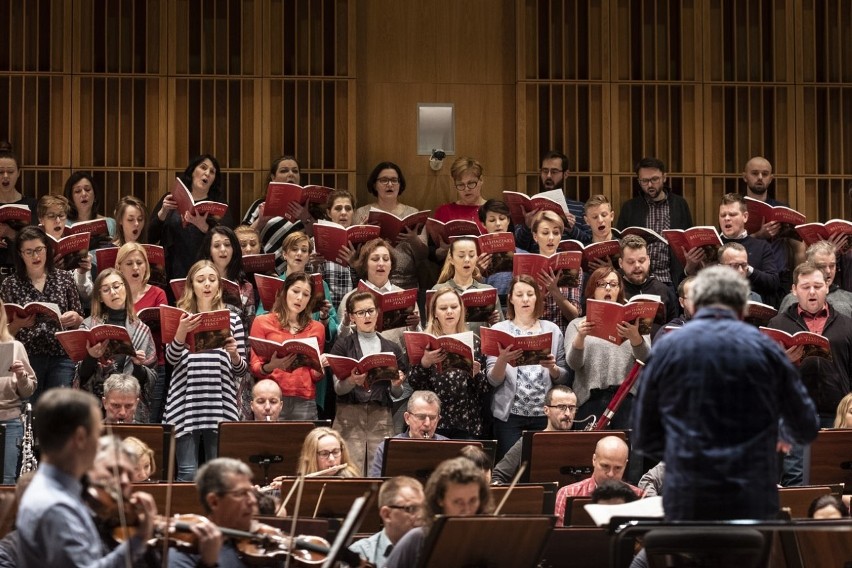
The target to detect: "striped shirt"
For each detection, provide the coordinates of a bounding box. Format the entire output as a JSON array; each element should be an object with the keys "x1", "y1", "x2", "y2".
[
  {"x1": 164, "y1": 311, "x2": 248, "y2": 436},
  {"x1": 242, "y1": 198, "x2": 305, "y2": 275}
]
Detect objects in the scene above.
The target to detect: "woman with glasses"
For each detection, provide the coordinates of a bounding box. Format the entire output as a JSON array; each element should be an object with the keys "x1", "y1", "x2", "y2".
[
  {"x1": 296, "y1": 426, "x2": 361, "y2": 477},
  {"x1": 165, "y1": 259, "x2": 248, "y2": 481},
  {"x1": 329, "y1": 291, "x2": 406, "y2": 474},
  {"x1": 431, "y1": 157, "x2": 488, "y2": 264},
  {"x1": 486, "y1": 274, "x2": 570, "y2": 461},
  {"x1": 75, "y1": 268, "x2": 157, "y2": 422},
  {"x1": 0, "y1": 226, "x2": 84, "y2": 399},
  {"x1": 352, "y1": 162, "x2": 427, "y2": 291},
  {"x1": 564, "y1": 266, "x2": 651, "y2": 430},
  {"x1": 409, "y1": 287, "x2": 491, "y2": 439}
]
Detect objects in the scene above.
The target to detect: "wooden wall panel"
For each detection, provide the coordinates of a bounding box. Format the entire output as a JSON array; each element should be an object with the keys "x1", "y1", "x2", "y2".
[{"x1": 356, "y1": 0, "x2": 517, "y2": 214}]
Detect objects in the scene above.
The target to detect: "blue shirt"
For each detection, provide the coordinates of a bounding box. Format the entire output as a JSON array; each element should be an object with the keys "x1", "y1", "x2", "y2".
[
  {"x1": 633, "y1": 307, "x2": 819, "y2": 521},
  {"x1": 17, "y1": 463, "x2": 146, "y2": 567}
]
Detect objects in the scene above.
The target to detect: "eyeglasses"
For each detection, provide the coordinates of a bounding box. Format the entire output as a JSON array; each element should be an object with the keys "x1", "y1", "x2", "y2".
[
  {"x1": 545, "y1": 404, "x2": 578, "y2": 414},
  {"x1": 637, "y1": 176, "x2": 663, "y2": 186},
  {"x1": 317, "y1": 448, "x2": 342, "y2": 459},
  {"x1": 45, "y1": 212, "x2": 67, "y2": 220},
  {"x1": 454, "y1": 180, "x2": 480, "y2": 191},
  {"x1": 352, "y1": 308, "x2": 377, "y2": 318},
  {"x1": 100, "y1": 282, "x2": 125, "y2": 295},
  {"x1": 388, "y1": 504, "x2": 422, "y2": 515},
  {"x1": 377, "y1": 177, "x2": 400, "y2": 186},
  {"x1": 722, "y1": 262, "x2": 749, "y2": 271},
  {"x1": 220, "y1": 487, "x2": 256, "y2": 500},
  {"x1": 20, "y1": 246, "x2": 47, "y2": 258},
  {"x1": 410, "y1": 413, "x2": 440, "y2": 422},
  {"x1": 540, "y1": 168, "x2": 564, "y2": 176},
  {"x1": 596, "y1": 280, "x2": 620, "y2": 289}
]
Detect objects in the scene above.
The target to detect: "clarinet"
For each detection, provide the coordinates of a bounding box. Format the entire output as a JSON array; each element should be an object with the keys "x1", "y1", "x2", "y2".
[{"x1": 19, "y1": 402, "x2": 38, "y2": 475}]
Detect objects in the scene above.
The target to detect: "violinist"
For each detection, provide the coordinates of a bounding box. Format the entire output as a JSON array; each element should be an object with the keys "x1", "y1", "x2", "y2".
[
  {"x1": 169, "y1": 457, "x2": 257, "y2": 568},
  {"x1": 17, "y1": 389, "x2": 158, "y2": 567},
  {"x1": 87, "y1": 435, "x2": 161, "y2": 567}
]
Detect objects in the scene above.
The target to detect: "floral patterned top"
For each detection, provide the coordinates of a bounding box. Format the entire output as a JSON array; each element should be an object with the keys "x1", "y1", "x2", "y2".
[
  {"x1": 0, "y1": 269, "x2": 83, "y2": 357},
  {"x1": 407, "y1": 335, "x2": 492, "y2": 437}
]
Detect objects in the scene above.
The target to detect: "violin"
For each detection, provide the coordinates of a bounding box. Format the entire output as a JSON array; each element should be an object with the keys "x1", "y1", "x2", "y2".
[{"x1": 151, "y1": 514, "x2": 331, "y2": 566}]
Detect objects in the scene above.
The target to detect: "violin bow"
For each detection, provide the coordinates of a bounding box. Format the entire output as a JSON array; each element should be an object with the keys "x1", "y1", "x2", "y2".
[
  {"x1": 161, "y1": 426, "x2": 177, "y2": 568},
  {"x1": 312, "y1": 482, "x2": 327, "y2": 519},
  {"x1": 284, "y1": 472, "x2": 307, "y2": 568},
  {"x1": 492, "y1": 461, "x2": 527, "y2": 516},
  {"x1": 104, "y1": 423, "x2": 133, "y2": 568}
]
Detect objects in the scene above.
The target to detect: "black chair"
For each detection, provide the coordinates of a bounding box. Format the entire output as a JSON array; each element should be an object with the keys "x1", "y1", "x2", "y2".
[{"x1": 642, "y1": 528, "x2": 769, "y2": 568}]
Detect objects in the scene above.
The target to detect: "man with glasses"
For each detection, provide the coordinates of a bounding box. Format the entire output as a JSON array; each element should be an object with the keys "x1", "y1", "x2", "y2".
[
  {"x1": 170, "y1": 457, "x2": 258, "y2": 568},
  {"x1": 349, "y1": 476, "x2": 425, "y2": 566},
  {"x1": 615, "y1": 157, "x2": 694, "y2": 290},
  {"x1": 515, "y1": 151, "x2": 592, "y2": 252},
  {"x1": 717, "y1": 242, "x2": 764, "y2": 303},
  {"x1": 368, "y1": 391, "x2": 447, "y2": 477},
  {"x1": 249, "y1": 379, "x2": 284, "y2": 421},
  {"x1": 553, "y1": 435, "x2": 642, "y2": 526},
  {"x1": 492, "y1": 385, "x2": 578, "y2": 484}
]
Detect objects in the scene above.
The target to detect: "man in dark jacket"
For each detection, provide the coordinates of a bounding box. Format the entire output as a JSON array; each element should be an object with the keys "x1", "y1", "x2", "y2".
[
  {"x1": 767, "y1": 261, "x2": 852, "y2": 486},
  {"x1": 616, "y1": 157, "x2": 694, "y2": 289}
]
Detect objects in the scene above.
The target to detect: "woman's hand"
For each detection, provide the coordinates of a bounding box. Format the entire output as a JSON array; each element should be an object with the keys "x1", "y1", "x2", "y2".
[
  {"x1": 269, "y1": 352, "x2": 297, "y2": 372},
  {"x1": 477, "y1": 252, "x2": 492, "y2": 274},
  {"x1": 223, "y1": 336, "x2": 242, "y2": 364},
  {"x1": 392, "y1": 370, "x2": 406, "y2": 388},
  {"x1": 487, "y1": 309, "x2": 501, "y2": 325},
  {"x1": 337, "y1": 242, "x2": 357, "y2": 266},
  {"x1": 318, "y1": 300, "x2": 332, "y2": 323},
  {"x1": 184, "y1": 210, "x2": 210, "y2": 232},
  {"x1": 349, "y1": 369, "x2": 367, "y2": 387},
  {"x1": 130, "y1": 350, "x2": 147, "y2": 365},
  {"x1": 8, "y1": 313, "x2": 36, "y2": 334},
  {"x1": 539, "y1": 354, "x2": 559, "y2": 378},
  {"x1": 175, "y1": 312, "x2": 202, "y2": 344},
  {"x1": 405, "y1": 312, "x2": 420, "y2": 329},
  {"x1": 538, "y1": 267, "x2": 560, "y2": 296},
  {"x1": 420, "y1": 348, "x2": 446, "y2": 368},
  {"x1": 616, "y1": 319, "x2": 642, "y2": 345},
  {"x1": 399, "y1": 226, "x2": 427, "y2": 254},
  {"x1": 587, "y1": 256, "x2": 612, "y2": 271},
  {"x1": 785, "y1": 344, "x2": 804, "y2": 364},
  {"x1": 496, "y1": 343, "x2": 523, "y2": 366},
  {"x1": 10, "y1": 360, "x2": 26, "y2": 381},
  {"x1": 576, "y1": 319, "x2": 595, "y2": 339},
  {"x1": 472, "y1": 360, "x2": 482, "y2": 375},
  {"x1": 60, "y1": 311, "x2": 83, "y2": 329},
  {"x1": 86, "y1": 340, "x2": 108, "y2": 359},
  {"x1": 434, "y1": 236, "x2": 450, "y2": 262},
  {"x1": 77, "y1": 254, "x2": 92, "y2": 274},
  {"x1": 158, "y1": 194, "x2": 178, "y2": 221}
]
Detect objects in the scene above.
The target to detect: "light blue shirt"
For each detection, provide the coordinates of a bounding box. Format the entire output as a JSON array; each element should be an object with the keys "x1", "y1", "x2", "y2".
[{"x1": 349, "y1": 529, "x2": 393, "y2": 567}]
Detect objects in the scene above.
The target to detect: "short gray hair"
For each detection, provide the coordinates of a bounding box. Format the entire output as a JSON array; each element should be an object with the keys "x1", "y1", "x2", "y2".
[
  {"x1": 408, "y1": 390, "x2": 441, "y2": 412},
  {"x1": 103, "y1": 374, "x2": 140, "y2": 398},
  {"x1": 689, "y1": 265, "x2": 750, "y2": 314},
  {"x1": 806, "y1": 240, "x2": 837, "y2": 259},
  {"x1": 196, "y1": 458, "x2": 253, "y2": 513}
]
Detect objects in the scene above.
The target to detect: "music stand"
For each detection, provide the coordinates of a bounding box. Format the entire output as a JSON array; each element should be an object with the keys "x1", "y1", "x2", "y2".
[
  {"x1": 522, "y1": 430, "x2": 629, "y2": 486},
  {"x1": 105, "y1": 423, "x2": 173, "y2": 482},
  {"x1": 321, "y1": 487, "x2": 378, "y2": 568},
  {"x1": 804, "y1": 429, "x2": 852, "y2": 490},
  {"x1": 217, "y1": 421, "x2": 320, "y2": 485},
  {"x1": 417, "y1": 515, "x2": 555, "y2": 568},
  {"x1": 270, "y1": 478, "x2": 385, "y2": 532},
  {"x1": 380, "y1": 438, "x2": 494, "y2": 482}
]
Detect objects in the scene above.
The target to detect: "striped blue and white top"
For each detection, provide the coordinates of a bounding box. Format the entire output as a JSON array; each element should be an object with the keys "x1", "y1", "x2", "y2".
[{"x1": 163, "y1": 311, "x2": 248, "y2": 437}]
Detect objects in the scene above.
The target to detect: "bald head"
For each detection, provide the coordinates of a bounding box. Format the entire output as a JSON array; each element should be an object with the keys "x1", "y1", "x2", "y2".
[
  {"x1": 251, "y1": 379, "x2": 283, "y2": 421},
  {"x1": 742, "y1": 157, "x2": 774, "y2": 197},
  {"x1": 592, "y1": 436, "x2": 629, "y2": 486}
]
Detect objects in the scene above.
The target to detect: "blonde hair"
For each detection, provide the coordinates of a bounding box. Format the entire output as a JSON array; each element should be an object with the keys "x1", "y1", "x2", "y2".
[
  {"x1": 437, "y1": 237, "x2": 483, "y2": 284},
  {"x1": 122, "y1": 436, "x2": 156, "y2": 481},
  {"x1": 425, "y1": 287, "x2": 468, "y2": 336},
  {"x1": 37, "y1": 194, "x2": 70, "y2": 219},
  {"x1": 835, "y1": 393, "x2": 852, "y2": 429},
  {"x1": 177, "y1": 260, "x2": 224, "y2": 313},
  {"x1": 116, "y1": 242, "x2": 151, "y2": 286},
  {"x1": 450, "y1": 157, "x2": 483, "y2": 181},
  {"x1": 531, "y1": 210, "x2": 565, "y2": 234},
  {"x1": 296, "y1": 427, "x2": 361, "y2": 477}
]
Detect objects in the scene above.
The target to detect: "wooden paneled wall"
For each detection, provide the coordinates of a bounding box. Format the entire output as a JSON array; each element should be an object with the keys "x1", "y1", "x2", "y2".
[{"x1": 1, "y1": 0, "x2": 850, "y2": 226}]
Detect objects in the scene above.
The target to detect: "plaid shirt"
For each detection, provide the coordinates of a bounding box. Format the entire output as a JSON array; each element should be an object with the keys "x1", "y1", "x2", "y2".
[
  {"x1": 318, "y1": 259, "x2": 357, "y2": 308},
  {"x1": 542, "y1": 276, "x2": 583, "y2": 331},
  {"x1": 645, "y1": 196, "x2": 672, "y2": 284}
]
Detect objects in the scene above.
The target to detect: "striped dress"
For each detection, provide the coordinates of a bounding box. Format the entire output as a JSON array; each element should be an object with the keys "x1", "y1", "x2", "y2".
[{"x1": 163, "y1": 311, "x2": 248, "y2": 436}]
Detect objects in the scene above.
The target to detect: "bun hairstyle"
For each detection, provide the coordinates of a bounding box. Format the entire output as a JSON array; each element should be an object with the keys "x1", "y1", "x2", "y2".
[{"x1": 0, "y1": 141, "x2": 19, "y2": 167}]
